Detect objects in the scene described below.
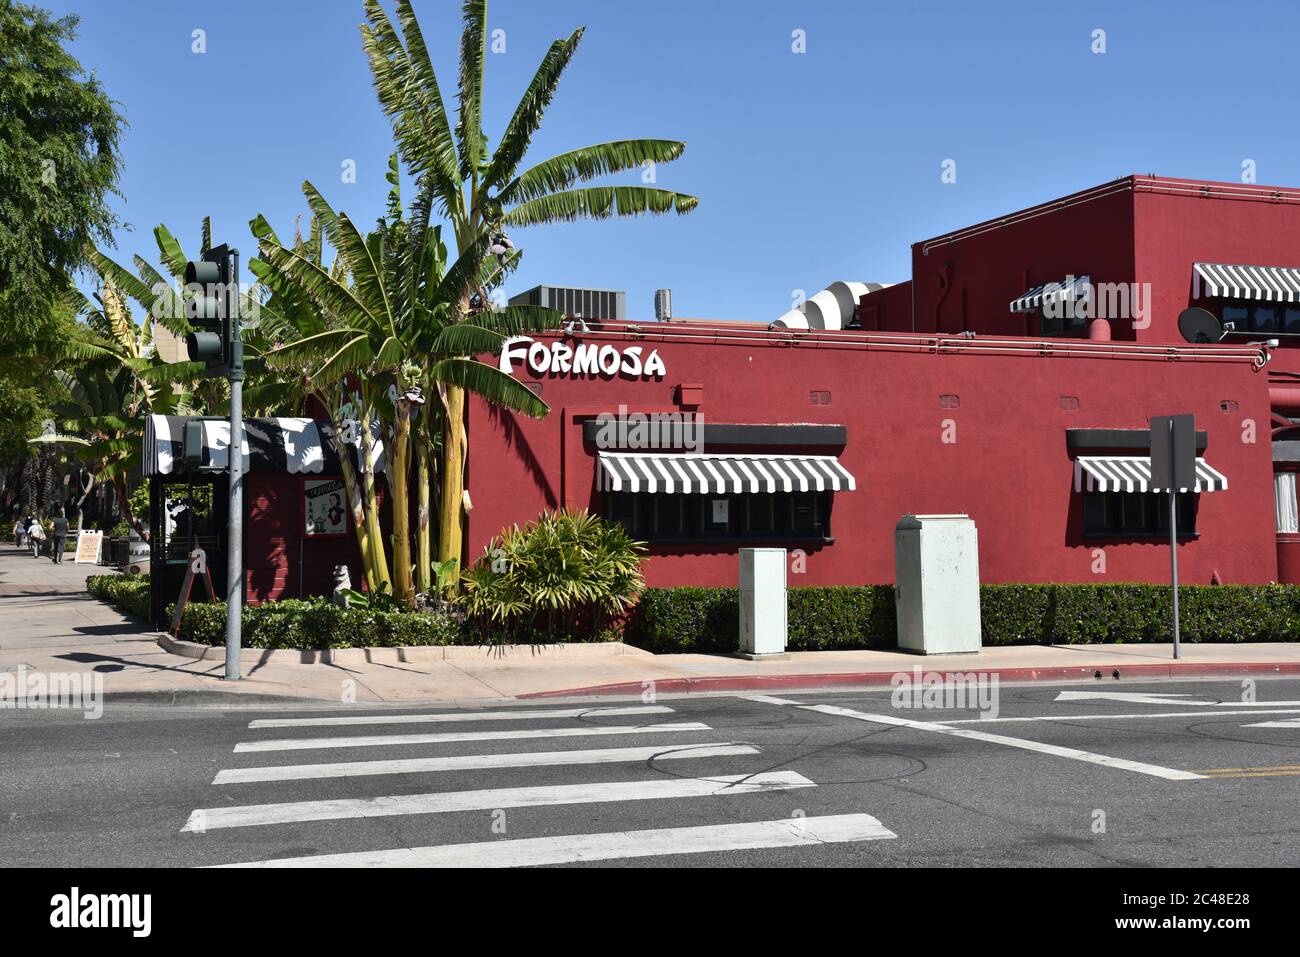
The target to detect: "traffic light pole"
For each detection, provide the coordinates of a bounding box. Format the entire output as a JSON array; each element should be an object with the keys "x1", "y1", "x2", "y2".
[{"x1": 224, "y1": 249, "x2": 243, "y2": 681}]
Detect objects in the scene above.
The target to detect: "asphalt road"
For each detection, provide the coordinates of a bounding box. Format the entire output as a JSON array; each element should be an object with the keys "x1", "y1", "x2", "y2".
[{"x1": 2, "y1": 677, "x2": 1299, "y2": 867}]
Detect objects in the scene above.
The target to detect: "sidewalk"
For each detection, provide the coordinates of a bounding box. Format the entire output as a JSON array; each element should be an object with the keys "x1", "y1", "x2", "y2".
[{"x1": 2, "y1": 547, "x2": 1299, "y2": 705}]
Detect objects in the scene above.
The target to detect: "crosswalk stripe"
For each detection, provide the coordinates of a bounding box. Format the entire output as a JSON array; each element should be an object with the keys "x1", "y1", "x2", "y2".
[
  {"x1": 212, "y1": 743, "x2": 760, "y2": 785},
  {"x1": 248, "y1": 705, "x2": 673, "y2": 729},
  {"x1": 208, "y1": 813, "x2": 896, "y2": 867},
  {"x1": 182, "y1": 771, "x2": 816, "y2": 832},
  {"x1": 233, "y1": 721, "x2": 713, "y2": 753}
]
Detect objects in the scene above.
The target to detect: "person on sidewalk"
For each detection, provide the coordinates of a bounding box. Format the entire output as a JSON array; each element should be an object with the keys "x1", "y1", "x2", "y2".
[
  {"x1": 50, "y1": 509, "x2": 68, "y2": 563},
  {"x1": 16, "y1": 516, "x2": 27, "y2": 550},
  {"x1": 27, "y1": 517, "x2": 45, "y2": 558}
]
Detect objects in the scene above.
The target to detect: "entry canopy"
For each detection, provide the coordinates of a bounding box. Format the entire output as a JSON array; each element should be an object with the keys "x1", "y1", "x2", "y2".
[
  {"x1": 1193, "y1": 262, "x2": 1300, "y2": 302},
  {"x1": 596, "y1": 451, "x2": 856, "y2": 495},
  {"x1": 1010, "y1": 273, "x2": 1091, "y2": 313},
  {"x1": 1073, "y1": 455, "x2": 1227, "y2": 494},
  {"x1": 144, "y1": 415, "x2": 384, "y2": 477}
]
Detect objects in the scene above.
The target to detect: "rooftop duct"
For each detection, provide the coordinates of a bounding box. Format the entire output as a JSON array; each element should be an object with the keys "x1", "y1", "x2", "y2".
[{"x1": 772, "y1": 281, "x2": 892, "y2": 331}]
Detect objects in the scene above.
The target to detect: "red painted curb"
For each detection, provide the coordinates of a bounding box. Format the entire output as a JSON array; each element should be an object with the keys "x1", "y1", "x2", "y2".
[{"x1": 516, "y1": 661, "x2": 1300, "y2": 699}]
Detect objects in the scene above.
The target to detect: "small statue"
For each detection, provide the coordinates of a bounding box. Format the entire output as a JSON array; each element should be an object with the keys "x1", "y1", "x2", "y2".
[{"x1": 332, "y1": 565, "x2": 352, "y2": 607}]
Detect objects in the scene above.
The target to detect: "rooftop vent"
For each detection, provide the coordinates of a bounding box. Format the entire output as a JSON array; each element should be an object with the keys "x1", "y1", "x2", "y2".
[{"x1": 772, "y1": 281, "x2": 893, "y2": 331}]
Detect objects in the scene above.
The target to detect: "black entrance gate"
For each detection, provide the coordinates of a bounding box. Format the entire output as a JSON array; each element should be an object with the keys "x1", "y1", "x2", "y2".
[{"x1": 148, "y1": 475, "x2": 230, "y2": 628}]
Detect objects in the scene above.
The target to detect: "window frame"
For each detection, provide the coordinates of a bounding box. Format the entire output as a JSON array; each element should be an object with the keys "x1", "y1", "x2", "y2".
[{"x1": 603, "y1": 490, "x2": 834, "y2": 545}]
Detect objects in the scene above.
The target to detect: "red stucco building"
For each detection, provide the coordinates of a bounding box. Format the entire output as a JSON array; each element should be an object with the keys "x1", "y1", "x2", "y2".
[{"x1": 466, "y1": 175, "x2": 1300, "y2": 588}]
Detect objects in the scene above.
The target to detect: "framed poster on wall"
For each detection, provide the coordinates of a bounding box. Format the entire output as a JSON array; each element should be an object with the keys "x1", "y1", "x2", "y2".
[{"x1": 303, "y1": 478, "x2": 348, "y2": 537}]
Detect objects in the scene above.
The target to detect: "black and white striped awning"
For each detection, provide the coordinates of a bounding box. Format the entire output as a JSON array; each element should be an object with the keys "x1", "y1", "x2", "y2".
[
  {"x1": 1193, "y1": 262, "x2": 1300, "y2": 302},
  {"x1": 596, "y1": 452, "x2": 856, "y2": 494},
  {"x1": 1010, "y1": 274, "x2": 1091, "y2": 313},
  {"x1": 144, "y1": 415, "x2": 385, "y2": 477},
  {"x1": 1074, "y1": 456, "x2": 1228, "y2": 494}
]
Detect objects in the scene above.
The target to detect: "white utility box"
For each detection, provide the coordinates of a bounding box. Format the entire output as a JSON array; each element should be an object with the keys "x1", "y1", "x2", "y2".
[
  {"x1": 894, "y1": 514, "x2": 981, "y2": 654},
  {"x1": 739, "y1": 547, "x2": 787, "y2": 657}
]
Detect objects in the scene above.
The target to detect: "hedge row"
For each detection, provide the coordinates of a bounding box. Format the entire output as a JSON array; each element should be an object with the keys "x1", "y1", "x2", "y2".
[
  {"x1": 84, "y1": 575, "x2": 461, "y2": 649},
  {"x1": 85, "y1": 574, "x2": 151, "y2": 621},
  {"x1": 176, "y1": 599, "x2": 462, "y2": 650},
  {"x1": 624, "y1": 586, "x2": 898, "y2": 654},
  {"x1": 87, "y1": 575, "x2": 1300, "y2": 652},
  {"x1": 623, "y1": 583, "x2": 1300, "y2": 653}
]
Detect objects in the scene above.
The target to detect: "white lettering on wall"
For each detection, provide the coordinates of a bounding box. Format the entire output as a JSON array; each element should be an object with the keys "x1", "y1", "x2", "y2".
[{"x1": 500, "y1": 336, "x2": 666, "y2": 380}]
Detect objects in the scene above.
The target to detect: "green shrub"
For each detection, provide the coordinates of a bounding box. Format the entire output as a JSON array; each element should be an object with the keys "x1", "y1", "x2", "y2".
[
  {"x1": 176, "y1": 598, "x2": 463, "y2": 649},
  {"x1": 86, "y1": 573, "x2": 151, "y2": 621},
  {"x1": 460, "y1": 509, "x2": 646, "y2": 644},
  {"x1": 625, "y1": 582, "x2": 1300, "y2": 653}
]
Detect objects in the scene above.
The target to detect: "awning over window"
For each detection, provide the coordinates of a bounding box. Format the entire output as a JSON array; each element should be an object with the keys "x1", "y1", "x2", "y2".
[
  {"x1": 144, "y1": 415, "x2": 385, "y2": 477},
  {"x1": 596, "y1": 452, "x2": 856, "y2": 494},
  {"x1": 1073, "y1": 455, "x2": 1228, "y2": 494},
  {"x1": 1193, "y1": 262, "x2": 1300, "y2": 302},
  {"x1": 1010, "y1": 274, "x2": 1091, "y2": 313}
]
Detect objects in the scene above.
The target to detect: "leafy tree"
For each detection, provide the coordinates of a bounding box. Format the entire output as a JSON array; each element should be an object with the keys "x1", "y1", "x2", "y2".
[
  {"x1": 361, "y1": 0, "x2": 697, "y2": 581},
  {"x1": 0, "y1": 1, "x2": 124, "y2": 323},
  {"x1": 254, "y1": 161, "x2": 564, "y2": 605}
]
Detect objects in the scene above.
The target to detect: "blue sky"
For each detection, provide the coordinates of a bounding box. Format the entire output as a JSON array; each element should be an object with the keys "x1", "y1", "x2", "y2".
[{"x1": 48, "y1": 0, "x2": 1300, "y2": 324}]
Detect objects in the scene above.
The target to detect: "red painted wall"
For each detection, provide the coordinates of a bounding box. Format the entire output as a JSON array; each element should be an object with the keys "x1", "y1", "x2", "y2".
[
  {"x1": 244, "y1": 472, "x2": 361, "y2": 603},
  {"x1": 1129, "y1": 177, "x2": 1300, "y2": 368},
  {"x1": 466, "y1": 326, "x2": 1278, "y2": 588},
  {"x1": 910, "y1": 180, "x2": 1137, "y2": 338}
]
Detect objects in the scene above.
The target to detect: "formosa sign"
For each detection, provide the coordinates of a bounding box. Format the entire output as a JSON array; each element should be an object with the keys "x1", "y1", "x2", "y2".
[{"x1": 499, "y1": 336, "x2": 666, "y2": 380}]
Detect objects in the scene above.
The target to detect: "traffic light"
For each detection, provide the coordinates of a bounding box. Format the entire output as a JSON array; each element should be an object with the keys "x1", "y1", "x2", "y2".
[{"x1": 184, "y1": 244, "x2": 231, "y2": 375}]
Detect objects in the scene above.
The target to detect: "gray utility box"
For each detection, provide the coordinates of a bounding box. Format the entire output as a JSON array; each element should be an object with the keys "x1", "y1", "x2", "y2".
[
  {"x1": 894, "y1": 514, "x2": 981, "y2": 654},
  {"x1": 739, "y1": 547, "x2": 787, "y2": 657}
]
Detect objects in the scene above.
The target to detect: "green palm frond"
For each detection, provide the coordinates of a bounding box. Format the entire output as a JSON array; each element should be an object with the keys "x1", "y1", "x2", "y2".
[
  {"x1": 153, "y1": 224, "x2": 188, "y2": 278},
  {"x1": 455, "y1": 0, "x2": 488, "y2": 181},
  {"x1": 256, "y1": 240, "x2": 377, "y2": 331},
  {"x1": 504, "y1": 185, "x2": 699, "y2": 225},
  {"x1": 430, "y1": 323, "x2": 506, "y2": 357},
  {"x1": 469, "y1": 304, "x2": 565, "y2": 336},
  {"x1": 429, "y1": 357, "x2": 549, "y2": 418},
  {"x1": 483, "y1": 28, "x2": 584, "y2": 190},
  {"x1": 501, "y1": 139, "x2": 687, "y2": 205}
]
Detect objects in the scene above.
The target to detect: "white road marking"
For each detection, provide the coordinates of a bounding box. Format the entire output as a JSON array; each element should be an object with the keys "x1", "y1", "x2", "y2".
[
  {"x1": 212, "y1": 743, "x2": 760, "y2": 785},
  {"x1": 735, "y1": 695, "x2": 805, "y2": 706},
  {"x1": 233, "y1": 721, "x2": 712, "y2": 753},
  {"x1": 1243, "y1": 717, "x2": 1300, "y2": 728},
  {"x1": 797, "y1": 703, "x2": 1205, "y2": 781},
  {"x1": 182, "y1": 771, "x2": 816, "y2": 832},
  {"x1": 1054, "y1": 691, "x2": 1207, "y2": 706},
  {"x1": 247, "y1": 705, "x2": 673, "y2": 729},
  {"x1": 209, "y1": 813, "x2": 896, "y2": 868},
  {"x1": 939, "y1": 708, "x2": 1300, "y2": 725},
  {"x1": 1220, "y1": 701, "x2": 1300, "y2": 707}
]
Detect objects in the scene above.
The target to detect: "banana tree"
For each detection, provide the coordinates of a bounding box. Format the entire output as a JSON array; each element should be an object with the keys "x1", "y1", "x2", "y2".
[
  {"x1": 255, "y1": 169, "x2": 565, "y2": 606},
  {"x1": 361, "y1": 0, "x2": 698, "y2": 577}
]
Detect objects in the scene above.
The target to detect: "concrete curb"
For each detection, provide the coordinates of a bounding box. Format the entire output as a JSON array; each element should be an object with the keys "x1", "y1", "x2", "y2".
[
  {"x1": 516, "y1": 661, "x2": 1300, "y2": 699},
  {"x1": 156, "y1": 633, "x2": 651, "y2": 666}
]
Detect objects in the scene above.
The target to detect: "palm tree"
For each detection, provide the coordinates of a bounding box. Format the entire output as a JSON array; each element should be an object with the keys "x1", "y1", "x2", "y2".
[
  {"x1": 254, "y1": 164, "x2": 566, "y2": 606},
  {"x1": 361, "y1": 0, "x2": 697, "y2": 576}
]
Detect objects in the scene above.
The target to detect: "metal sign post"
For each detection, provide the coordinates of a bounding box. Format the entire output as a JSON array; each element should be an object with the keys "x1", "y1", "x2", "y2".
[
  {"x1": 1150, "y1": 414, "x2": 1196, "y2": 661},
  {"x1": 225, "y1": 250, "x2": 243, "y2": 681}
]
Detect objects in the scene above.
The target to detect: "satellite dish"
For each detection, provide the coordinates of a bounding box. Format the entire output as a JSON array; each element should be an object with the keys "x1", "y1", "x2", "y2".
[{"x1": 1177, "y1": 307, "x2": 1224, "y2": 343}]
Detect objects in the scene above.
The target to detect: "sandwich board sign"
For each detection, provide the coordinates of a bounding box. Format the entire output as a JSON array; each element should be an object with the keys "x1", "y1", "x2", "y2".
[{"x1": 74, "y1": 530, "x2": 103, "y2": 564}]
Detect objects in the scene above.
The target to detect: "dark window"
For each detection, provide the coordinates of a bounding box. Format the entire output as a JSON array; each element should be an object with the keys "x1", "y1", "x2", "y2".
[
  {"x1": 1083, "y1": 492, "x2": 1198, "y2": 537},
  {"x1": 1039, "y1": 306, "x2": 1087, "y2": 336},
  {"x1": 1220, "y1": 299, "x2": 1300, "y2": 335},
  {"x1": 603, "y1": 491, "x2": 833, "y2": 543}
]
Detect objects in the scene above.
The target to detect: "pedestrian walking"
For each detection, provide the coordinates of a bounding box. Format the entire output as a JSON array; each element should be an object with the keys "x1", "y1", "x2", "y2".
[
  {"x1": 27, "y1": 517, "x2": 45, "y2": 558},
  {"x1": 50, "y1": 509, "x2": 68, "y2": 563},
  {"x1": 16, "y1": 516, "x2": 27, "y2": 550}
]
